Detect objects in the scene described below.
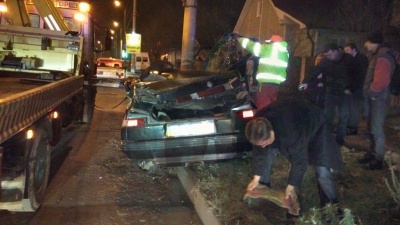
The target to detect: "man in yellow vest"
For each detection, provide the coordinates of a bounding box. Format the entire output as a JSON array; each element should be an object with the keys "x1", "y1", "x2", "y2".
[{"x1": 238, "y1": 35, "x2": 289, "y2": 109}]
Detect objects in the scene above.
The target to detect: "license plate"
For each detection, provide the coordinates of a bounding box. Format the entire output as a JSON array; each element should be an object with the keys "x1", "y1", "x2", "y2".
[
  {"x1": 104, "y1": 72, "x2": 115, "y2": 76},
  {"x1": 166, "y1": 120, "x2": 216, "y2": 137}
]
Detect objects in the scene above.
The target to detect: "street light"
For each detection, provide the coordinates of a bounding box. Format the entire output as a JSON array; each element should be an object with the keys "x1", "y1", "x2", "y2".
[
  {"x1": 0, "y1": 3, "x2": 7, "y2": 25},
  {"x1": 114, "y1": 0, "x2": 121, "y2": 7},
  {"x1": 78, "y1": 2, "x2": 90, "y2": 12}
]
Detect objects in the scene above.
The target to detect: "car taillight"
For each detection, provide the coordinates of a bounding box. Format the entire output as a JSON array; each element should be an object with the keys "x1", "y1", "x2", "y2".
[
  {"x1": 124, "y1": 118, "x2": 146, "y2": 127},
  {"x1": 242, "y1": 110, "x2": 254, "y2": 118},
  {"x1": 235, "y1": 109, "x2": 255, "y2": 119}
]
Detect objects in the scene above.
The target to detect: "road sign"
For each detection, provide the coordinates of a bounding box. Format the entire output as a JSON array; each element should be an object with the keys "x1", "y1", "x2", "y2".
[{"x1": 126, "y1": 32, "x2": 141, "y2": 54}]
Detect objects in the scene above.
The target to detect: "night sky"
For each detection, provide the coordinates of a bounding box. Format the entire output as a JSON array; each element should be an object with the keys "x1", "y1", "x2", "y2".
[{"x1": 90, "y1": 0, "x2": 246, "y2": 52}]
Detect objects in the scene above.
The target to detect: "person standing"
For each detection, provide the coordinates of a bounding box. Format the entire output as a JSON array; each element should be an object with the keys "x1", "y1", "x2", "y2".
[
  {"x1": 344, "y1": 43, "x2": 369, "y2": 135},
  {"x1": 299, "y1": 43, "x2": 355, "y2": 145},
  {"x1": 238, "y1": 35, "x2": 289, "y2": 109},
  {"x1": 244, "y1": 98, "x2": 343, "y2": 219},
  {"x1": 359, "y1": 30, "x2": 399, "y2": 170},
  {"x1": 301, "y1": 53, "x2": 329, "y2": 109},
  {"x1": 323, "y1": 43, "x2": 356, "y2": 145}
]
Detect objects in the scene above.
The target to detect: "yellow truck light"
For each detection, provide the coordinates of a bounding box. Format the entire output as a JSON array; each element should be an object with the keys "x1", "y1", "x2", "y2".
[
  {"x1": 0, "y1": 4, "x2": 7, "y2": 13},
  {"x1": 74, "y1": 12, "x2": 86, "y2": 22},
  {"x1": 78, "y1": 2, "x2": 90, "y2": 12},
  {"x1": 26, "y1": 129, "x2": 34, "y2": 140},
  {"x1": 51, "y1": 111, "x2": 59, "y2": 119}
]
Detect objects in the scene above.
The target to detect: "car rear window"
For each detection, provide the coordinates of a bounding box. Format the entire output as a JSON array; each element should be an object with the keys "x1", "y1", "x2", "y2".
[{"x1": 97, "y1": 59, "x2": 123, "y2": 67}]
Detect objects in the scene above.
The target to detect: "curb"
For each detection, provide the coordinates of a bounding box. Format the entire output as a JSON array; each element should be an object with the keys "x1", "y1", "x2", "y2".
[{"x1": 177, "y1": 167, "x2": 221, "y2": 225}]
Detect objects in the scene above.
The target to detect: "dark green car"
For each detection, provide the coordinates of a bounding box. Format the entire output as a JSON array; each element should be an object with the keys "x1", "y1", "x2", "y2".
[{"x1": 121, "y1": 34, "x2": 255, "y2": 168}]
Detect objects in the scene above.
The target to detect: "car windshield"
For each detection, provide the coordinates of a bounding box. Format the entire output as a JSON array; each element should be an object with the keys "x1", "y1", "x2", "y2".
[{"x1": 204, "y1": 33, "x2": 242, "y2": 72}]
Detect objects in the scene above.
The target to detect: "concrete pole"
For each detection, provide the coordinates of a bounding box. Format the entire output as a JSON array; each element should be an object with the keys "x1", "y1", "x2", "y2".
[
  {"x1": 132, "y1": 0, "x2": 137, "y2": 32},
  {"x1": 129, "y1": 0, "x2": 137, "y2": 71},
  {"x1": 180, "y1": 0, "x2": 197, "y2": 70}
]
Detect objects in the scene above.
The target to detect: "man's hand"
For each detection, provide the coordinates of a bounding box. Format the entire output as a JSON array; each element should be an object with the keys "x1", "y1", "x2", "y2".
[
  {"x1": 298, "y1": 83, "x2": 308, "y2": 91},
  {"x1": 285, "y1": 185, "x2": 297, "y2": 203},
  {"x1": 246, "y1": 175, "x2": 261, "y2": 191},
  {"x1": 344, "y1": 89, "x2": 352, "y2": 95}
]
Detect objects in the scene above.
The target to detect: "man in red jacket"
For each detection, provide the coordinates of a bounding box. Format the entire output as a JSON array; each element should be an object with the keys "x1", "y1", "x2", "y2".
[{"x1": 358, "y1": 30, "x2": 399, "y2": 170}]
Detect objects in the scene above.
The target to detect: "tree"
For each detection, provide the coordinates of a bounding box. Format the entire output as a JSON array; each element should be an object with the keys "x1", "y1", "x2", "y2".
[{"x1": 335, "y1": 0, "x2": 392, "y2": 32}]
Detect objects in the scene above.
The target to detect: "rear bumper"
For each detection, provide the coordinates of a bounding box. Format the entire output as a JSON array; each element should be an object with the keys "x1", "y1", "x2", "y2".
[{"x1": 121, "y1": 134, "x2": 251, "y2": 165}]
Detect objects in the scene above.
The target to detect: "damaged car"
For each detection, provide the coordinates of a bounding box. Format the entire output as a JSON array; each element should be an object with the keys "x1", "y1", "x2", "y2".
[{"x1": 121, "y1": 33, "x2": 255, "y2": 168}]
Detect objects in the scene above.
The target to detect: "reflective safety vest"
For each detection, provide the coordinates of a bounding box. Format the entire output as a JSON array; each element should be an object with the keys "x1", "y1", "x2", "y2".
[{"x1": 239, "y1": 37, "x2": 289, "y2": 85}]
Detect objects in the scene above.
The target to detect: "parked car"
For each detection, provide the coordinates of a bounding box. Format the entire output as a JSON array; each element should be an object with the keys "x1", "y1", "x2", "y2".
[
  {"x1": 96, "y1": 57, "x2": 126, "y2": 80},
  {"x1": 121, "y1": 33, "x2": 254, "y2": 169}
]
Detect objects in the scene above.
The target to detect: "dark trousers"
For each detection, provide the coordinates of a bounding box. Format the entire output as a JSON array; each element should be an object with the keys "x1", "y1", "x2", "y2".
[
  {"x1": 348, "y1": 88, "x2": 364, "y2": 129},
  {"x1": 324, "y1": 93, "x2": 349, "y2": 143},
  {"x1": 259, "y1": 148, "x2": 339, "y2": 207}
]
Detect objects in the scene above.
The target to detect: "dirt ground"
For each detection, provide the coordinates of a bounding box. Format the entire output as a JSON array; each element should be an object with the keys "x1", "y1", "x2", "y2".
[
  {"x1": 188, "y1": 107, "x2": 400, "y2": 225},
  {"x1": 0, "y1": 87, "x2": 203, "y2": 225}
]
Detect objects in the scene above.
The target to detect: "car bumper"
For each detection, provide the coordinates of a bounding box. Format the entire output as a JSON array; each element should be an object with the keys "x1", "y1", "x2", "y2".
[{"x1": 121, "y1": 134, "x2": 251, "y2": 165}]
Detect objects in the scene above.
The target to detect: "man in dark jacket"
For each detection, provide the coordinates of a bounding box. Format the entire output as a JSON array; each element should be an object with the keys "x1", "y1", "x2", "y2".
[
  {"x1": 298, "y1": 43, "x2": 355, "y2": 145},
  {"x1": 245, "y1": 99, "x2": 343, "y2": 217},
  {"x1": 323, "y1": 43, "x2": 356, "y2": 145},
  {"x1": 344, "y1": 43, "x2": 369, "y2": 135}
]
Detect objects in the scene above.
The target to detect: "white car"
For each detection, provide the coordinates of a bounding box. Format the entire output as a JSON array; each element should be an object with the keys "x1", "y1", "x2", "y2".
[{"x1": 96, "y1": 58, "x2": 125, "y2": 80}]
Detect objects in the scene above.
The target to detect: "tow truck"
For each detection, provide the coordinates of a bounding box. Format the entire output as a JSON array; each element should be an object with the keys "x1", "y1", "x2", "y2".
[{"x1": 0, "y1": 0, "x2": 109, "y2": 212}]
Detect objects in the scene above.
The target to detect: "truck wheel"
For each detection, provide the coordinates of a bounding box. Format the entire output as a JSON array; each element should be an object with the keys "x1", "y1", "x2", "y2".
[{"x1": 24, "y1": 120, "x2": 52, "y2": 211}]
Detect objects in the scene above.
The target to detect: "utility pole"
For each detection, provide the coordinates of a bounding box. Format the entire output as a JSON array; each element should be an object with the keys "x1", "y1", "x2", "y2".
[
  {"x1": 180, "y1": 0, "x2": 197, "y2": 70},
  {"x1": 132, "y1": 0, "x2": 137, "y2": 32}
]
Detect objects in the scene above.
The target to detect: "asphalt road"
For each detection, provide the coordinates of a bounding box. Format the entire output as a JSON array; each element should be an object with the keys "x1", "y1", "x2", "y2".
[{"x1": 0, "y1": 86, "x2": 202, "y2": 225}]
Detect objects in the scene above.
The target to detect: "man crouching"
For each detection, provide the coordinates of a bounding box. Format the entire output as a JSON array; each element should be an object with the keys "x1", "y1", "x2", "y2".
[{"x1": 244, "y1": 99, "x2": 343, "y2": 219}]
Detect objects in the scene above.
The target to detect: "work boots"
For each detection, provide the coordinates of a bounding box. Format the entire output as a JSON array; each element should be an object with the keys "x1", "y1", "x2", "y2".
[
  {"x1": 358, "y1": 152, "x2": 384, "y2": 170},
  {"x1": 358, "y1": 152, "x2": 375, "y2": 164},
  {"x1": 368, "y1": 159, "x2": 384, "y2": 170}
]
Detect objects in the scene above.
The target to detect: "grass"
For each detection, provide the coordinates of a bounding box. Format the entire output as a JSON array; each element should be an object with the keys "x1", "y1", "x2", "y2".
[{"x1": 189, "y1": 147, "x2": 400, "y2": 225}]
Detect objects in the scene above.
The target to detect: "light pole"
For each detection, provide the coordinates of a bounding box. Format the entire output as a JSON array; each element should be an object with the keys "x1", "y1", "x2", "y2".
[
  {"x1": 114, "y1": 0, "x2": 138, "y2": 72},
  {"x1": 110, "y1": 30, "x2": 118, "y2": 58},
  {"x1": 114, "y1": 1, "x2": 126, "y2": 59},
  {"x1": 97, "y1": 40, "x2": 103, "y2": 57},
  {"x1": 113, "y1": 21, "x2": 123, "y2": 59}
]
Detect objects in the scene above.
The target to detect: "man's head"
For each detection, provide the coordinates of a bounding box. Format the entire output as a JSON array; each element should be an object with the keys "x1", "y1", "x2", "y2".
[
  {"x1": 245, "y1": 117, "x2": 275, "y2": 148},
  {"x1": 265, "y1": 35, "x2": 283, "y2": 43},
  {"x1": 323, "y1": 43, "x2": 340, "y2": 61},
  {"x1": 344, "y1": 43, "x2": 358, "y2": 57},
  {"x1": 364, "y1": 30, "x2": 384, "y2": 52}
]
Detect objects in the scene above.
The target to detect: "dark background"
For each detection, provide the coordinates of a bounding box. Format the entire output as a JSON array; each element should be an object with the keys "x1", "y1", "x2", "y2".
[{"x1": 90, "y1": 0, "x2": 246, "y2": 56}]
